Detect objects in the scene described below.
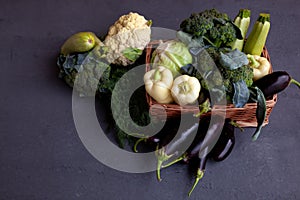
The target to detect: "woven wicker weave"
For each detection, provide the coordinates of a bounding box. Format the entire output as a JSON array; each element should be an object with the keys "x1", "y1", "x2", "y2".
[{"x1": 145, "y1": 40, "x2": 277, "y2": 127}]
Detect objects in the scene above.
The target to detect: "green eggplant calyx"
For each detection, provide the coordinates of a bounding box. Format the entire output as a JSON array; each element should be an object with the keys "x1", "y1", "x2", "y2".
[{"x1": 188, "y1": 169, "x2": 205, "y2": 197}]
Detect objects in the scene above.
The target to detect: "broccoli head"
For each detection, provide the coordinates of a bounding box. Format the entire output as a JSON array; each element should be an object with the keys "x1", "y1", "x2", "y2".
[
  {"x1": 202, "y1": 47, "x2": 253, "y2": 97},
  {"x1": 180, "y1": 8, "x2": 241, "y2": 48},
  {"x1": 186, "y1": 46, "x2": 253, "y2": 101},
  {"x1": 180, "y1": 13, "x2": 214, "y2": 37},
  {"x1": 218, "y1": 64, "x2": 254, "y2": 97}
]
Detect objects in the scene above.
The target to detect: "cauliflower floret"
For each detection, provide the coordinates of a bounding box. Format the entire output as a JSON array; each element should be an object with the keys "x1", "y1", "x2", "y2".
[{"x1": 104, "y1": 12, "x2": 152, "y2": 66}]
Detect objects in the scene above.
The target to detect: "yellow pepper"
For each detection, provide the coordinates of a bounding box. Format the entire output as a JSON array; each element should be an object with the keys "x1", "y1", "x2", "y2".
[
  {"x1": 144, "y1": 66, "x2": 174, "y2": 104},
  {"x1": 171, "y1": 75, "x2": 201, "y2": 106},
  {"x1": 247, "y1": 54, "x2": 271, "y2": 81}
]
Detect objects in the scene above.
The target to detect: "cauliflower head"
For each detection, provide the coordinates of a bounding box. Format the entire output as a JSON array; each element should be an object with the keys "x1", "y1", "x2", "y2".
[{"x1": 104, "y1": 12, "x2": 152, "y2": 66}]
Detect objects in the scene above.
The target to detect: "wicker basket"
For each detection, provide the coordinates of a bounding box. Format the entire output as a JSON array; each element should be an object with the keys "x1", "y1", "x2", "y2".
[{"x1": 145, "y1": 40, "x2": 277, "y2": 127}]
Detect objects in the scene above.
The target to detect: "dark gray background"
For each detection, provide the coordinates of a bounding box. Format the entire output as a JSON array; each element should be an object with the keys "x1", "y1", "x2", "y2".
[{"x1": 1, "y1": 0, "x2": 300, "y2": 199}]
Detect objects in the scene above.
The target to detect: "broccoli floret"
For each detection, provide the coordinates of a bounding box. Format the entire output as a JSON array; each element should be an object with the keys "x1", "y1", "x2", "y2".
[
  {"x1": 209, "y1": 22, "x2": 238, "y2": 48},
  {"x1": 189, "y1": 46, "x2": 253, "y2": 101},
  {"x1": 180, "y1": 8, "x2": 241, "y2": 48},
  {"x1": 218, "y1": 63, "x2": 254, "y2": 97},
  {"x1": 180, "y1": 14, "x2": 214, "y2": 37},
  {"x1": 204, "y1": 47, "x2": 253, "y2": 95}
]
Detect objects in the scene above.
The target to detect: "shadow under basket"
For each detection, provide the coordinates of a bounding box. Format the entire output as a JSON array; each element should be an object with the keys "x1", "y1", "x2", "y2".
[{"x1": 145, "y1": 40, "x2": 277, "y2": 128}]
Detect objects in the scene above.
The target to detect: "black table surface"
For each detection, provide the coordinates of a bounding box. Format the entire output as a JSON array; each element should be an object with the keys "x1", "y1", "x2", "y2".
[{"x1": 1, "y1": 0, "x2": 300, "y2": 199}]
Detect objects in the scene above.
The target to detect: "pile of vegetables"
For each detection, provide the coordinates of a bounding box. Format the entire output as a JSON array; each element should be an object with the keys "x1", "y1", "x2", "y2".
[{"x1": 56, "y1": 9, "x2": 300, "y2": 197}]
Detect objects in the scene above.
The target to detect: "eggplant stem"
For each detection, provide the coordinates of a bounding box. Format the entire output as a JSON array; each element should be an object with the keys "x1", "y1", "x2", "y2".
[
  {"x1": 133, "y1": 138, "x2": 146, "y2": 153},
  {"x1": 230, "y1": 120, "x2": 244, "y2": 132},
  {"x1": 162, "y1": 154, "x2": 185, "y2": 169},
  {"x1": 194, "y1": 99, "x2": 211, "y2": 118},
  {"x1": 155, "y1": 146, "x2": 173, "y2": 182},
  {"x1": 290, "y1": 78, "x2": 300, "y2": 89},
  {"x1": 188, "y1": 169, "x2": 204, "y2": 197},
  {"x1": 156, "y1": 160, "x2": 163, "y2": 182}
]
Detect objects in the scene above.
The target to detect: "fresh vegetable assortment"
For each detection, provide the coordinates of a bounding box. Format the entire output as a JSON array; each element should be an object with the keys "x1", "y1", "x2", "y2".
[{"x1": 56, "y1": 9, "x2": 300, "y2": 197}]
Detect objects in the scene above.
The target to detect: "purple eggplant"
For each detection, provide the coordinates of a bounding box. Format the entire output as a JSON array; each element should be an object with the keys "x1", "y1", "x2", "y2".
[
  {"x1": 186, "y1": 116, "x2": 225, "y2": 196},
  {"x1": 157, "y1": 116, "x2": 225, "y2": 196},
  {"x1": 155, "y1": 121, "x2": 199, "y2": 181},
  {"x1": 188, "y1": 156, "x2": 208, "y2": 197},
  {"x1": 253, "y1": 71, "x2": 300, "y2": 99},
  {"x1": 133, "y1": 118, "x2": 180, "y2": 152},
  {"x1": 210, "y1": 120, "x2": 235, "y2": 162}
]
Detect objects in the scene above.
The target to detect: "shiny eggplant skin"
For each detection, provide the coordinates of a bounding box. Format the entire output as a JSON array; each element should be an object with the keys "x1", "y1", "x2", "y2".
[
  {"x1": 253, "y1": 71, "x2": 291, "y2": 99},
  {"x1": 150, "y1": 118, "x2": 180, "y2": 144},
  {"x1": 183, "y1": 115, "x2": 225, "y2": 162},
  {"x1": 210, "y1": 120, "x2": 235, "y2": 162}
]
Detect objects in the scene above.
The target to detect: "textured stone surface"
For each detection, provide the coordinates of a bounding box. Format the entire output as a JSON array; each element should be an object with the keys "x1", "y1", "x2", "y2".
[{"x1": 1, "y1": 0, "x2": 300, "y2": 199}]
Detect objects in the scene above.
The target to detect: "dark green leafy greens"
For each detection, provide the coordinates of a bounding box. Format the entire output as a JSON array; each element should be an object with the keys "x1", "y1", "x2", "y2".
[
  {"x1": 105, "y1": 57, "x2": 154, "y2": 148},
  {"x1": 232, "y1": 80, "x2": 250, "y2": 108},
  {"x1": 110, "y1": 86, "x2": 152, "y2": 148},
  {"x1": 249, "y1": 86, "x2": 267, "y2": 141},
  {"x1": 219, "y1": 49, "x2": 249, "y2": 70},
  {"x1": 57, "y1": 45, "x2": 151, "y2": 147},
  {"x1": 57, "y1": 45, "x2": 111, "y2": 96}
]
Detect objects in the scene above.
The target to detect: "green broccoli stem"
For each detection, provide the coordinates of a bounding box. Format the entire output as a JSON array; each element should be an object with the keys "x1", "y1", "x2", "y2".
[
  {"x1": 202, "y1": 36, "x2": 218, "y2": 48},
  {"x1": 188, "y1": 169, "x2": 204, "y2": 197},
  {"x1": 213, "y1": 39, "x2": 223, "y2": 48},
  {"x1": 290, "y1": 78, "x2": 300, "y2": 89}
]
